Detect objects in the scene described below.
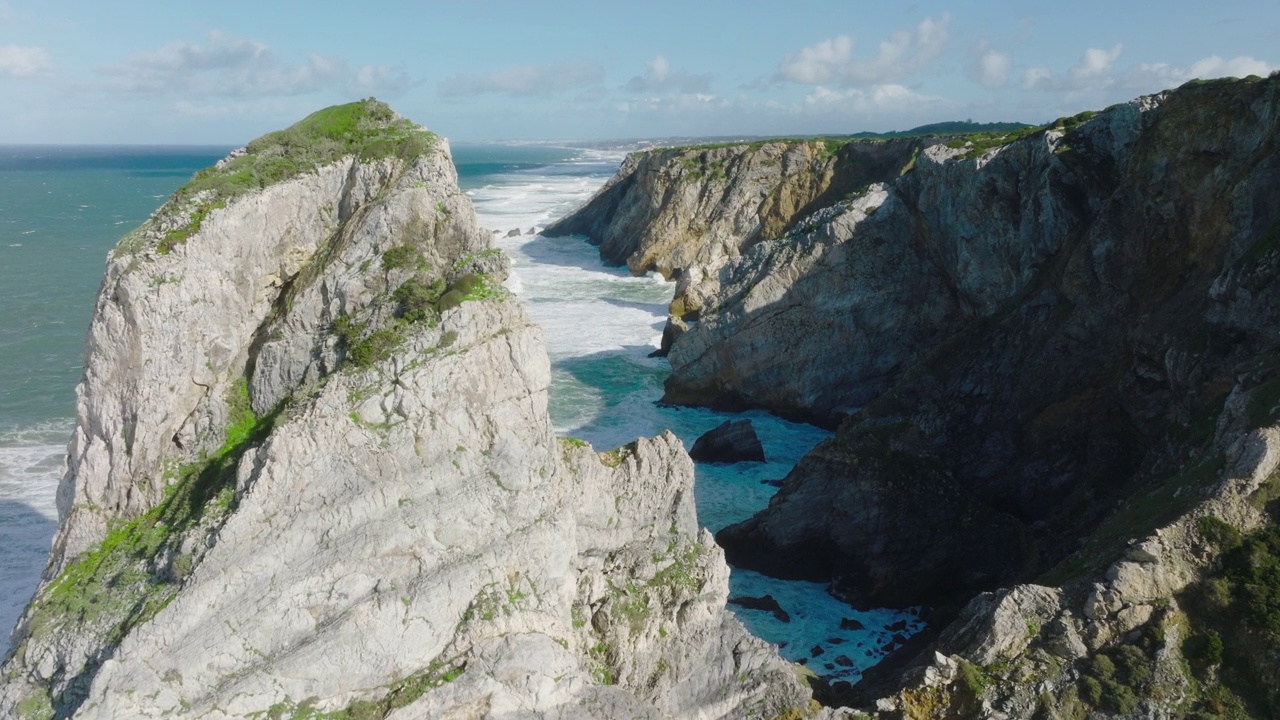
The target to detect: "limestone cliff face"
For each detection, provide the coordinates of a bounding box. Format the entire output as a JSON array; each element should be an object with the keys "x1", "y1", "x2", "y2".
[
  {"x1": 553, "y1": 76, "x2": 1280, "y2": 716},
  {"x1": 706, "y1": 76, "x2": 1280, "y2": 613},
  {"x1": 0, "y1": 103, "x2": 810, "y2": 720},
  {"x1": 542, "y1": 139, "x2": 918, "y2": 325}
]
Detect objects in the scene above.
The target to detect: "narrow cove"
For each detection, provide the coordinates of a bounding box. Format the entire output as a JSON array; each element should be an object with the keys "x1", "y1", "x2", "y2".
[{"x1": 456, "y1": 144, "x2": 923, "y2": 685}]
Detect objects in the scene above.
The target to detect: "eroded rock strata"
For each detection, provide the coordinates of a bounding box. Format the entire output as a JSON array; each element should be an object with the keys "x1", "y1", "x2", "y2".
[
  {"x1": 0, "y1": 102, "x2": 812, "y2": 720},
  {"x1": 559, "y1": 76, "x2": 1280, "y2": 717}
]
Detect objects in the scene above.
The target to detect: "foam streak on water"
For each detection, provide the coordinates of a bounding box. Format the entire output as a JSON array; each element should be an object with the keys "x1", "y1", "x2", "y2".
[
  {"x1": 0, "y1": 423, "x2": 65, "y2": 652},
  {"x1": 468, "y1": 145, "x2": 922, "y2": 682}
]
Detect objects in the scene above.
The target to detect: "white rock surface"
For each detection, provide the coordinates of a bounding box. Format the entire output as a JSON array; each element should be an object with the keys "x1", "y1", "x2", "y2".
[{"x1": 0, "y1": 117, "x2": 811, "y2": 719}]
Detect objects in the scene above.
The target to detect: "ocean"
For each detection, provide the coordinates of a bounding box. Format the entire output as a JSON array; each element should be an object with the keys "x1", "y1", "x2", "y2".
[{"x1": 0, "y1": 143, "x2": 920, "y2": 681}]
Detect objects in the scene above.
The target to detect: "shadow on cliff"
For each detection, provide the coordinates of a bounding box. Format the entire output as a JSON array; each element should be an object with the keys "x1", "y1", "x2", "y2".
[{"x1": 0, "y1": 499, "x2": 57, "y2": 653}]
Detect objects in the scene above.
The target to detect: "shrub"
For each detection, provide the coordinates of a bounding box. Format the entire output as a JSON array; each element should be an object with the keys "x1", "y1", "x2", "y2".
[
  {"x1": 393, "y1": 277, "x2": 445, "y2": 323},
  {"x1": 1198, "y1": 516, "x2": 1243, "y2": 549}
]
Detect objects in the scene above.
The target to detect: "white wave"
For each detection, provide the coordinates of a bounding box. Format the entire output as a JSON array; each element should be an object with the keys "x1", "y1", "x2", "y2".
[{"x1": 0, "y1": 422, "x2": 67, "y2": 655}]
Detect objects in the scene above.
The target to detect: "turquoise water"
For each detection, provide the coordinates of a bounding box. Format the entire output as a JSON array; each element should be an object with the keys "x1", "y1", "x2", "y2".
[{"x1": 0, "y1": 143, "x2": 922, "y2": 680}]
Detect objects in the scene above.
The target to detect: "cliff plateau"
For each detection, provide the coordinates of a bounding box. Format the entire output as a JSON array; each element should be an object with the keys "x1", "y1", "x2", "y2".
[{"x1": 0, "y1": 101, "x2": 812, "y2": 720}]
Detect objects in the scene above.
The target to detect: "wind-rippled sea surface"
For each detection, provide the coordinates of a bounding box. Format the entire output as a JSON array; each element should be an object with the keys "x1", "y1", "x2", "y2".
[{"x1": 0, "y1": 142, "x2": 922, "y2": 679}]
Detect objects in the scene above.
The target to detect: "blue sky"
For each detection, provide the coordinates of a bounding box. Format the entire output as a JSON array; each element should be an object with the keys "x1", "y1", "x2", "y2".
[{"x1": 0, "y1": 0, "x2": 1276, "y2": 144}]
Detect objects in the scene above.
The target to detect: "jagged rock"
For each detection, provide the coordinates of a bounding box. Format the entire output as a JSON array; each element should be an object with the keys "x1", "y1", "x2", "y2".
[
  {"x1": 526, "y1": 226, "x2": 536, "y2": 235},
  {"x1": 937, "y1": 585, "x2": 1062, "y2": 666},
  {"x1": 700, "y1": 77, "x2": 1280, "y2": 612},
  {"x1": 543, "y1": 139, "x2": 920, "y2": 318},
  {"x1": 840, "y1": 618, "x2": 865, "y2": 631},
  {"x1": 727, "y1": 594, "x2": 791, "y2": 622},
  {"x1": 689, "y1": 419, "x2": 766, "y2": 463},
  {"x1": 506, "y1": 228, "x2": 522, "y2": 237},
  {"x1": 0, "y1": 102, "x2": 812, "y2": 720},
  {"x1": 650, "y1": 315, "x2": 687, "y2": 358}
]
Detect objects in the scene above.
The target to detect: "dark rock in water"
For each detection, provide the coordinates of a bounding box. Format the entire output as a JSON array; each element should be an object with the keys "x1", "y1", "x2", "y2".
[
  {"x1": 834, "y1": 655, "x2": 854, "y2": 667},
  {"x1": 650, "y1": 316, "x2": 687, "y2": 358},
  {"x1": 526, "y1": 227, "x2": 537, "y2": 235},
  {"x1": 506, "y1": 228, "x2": 522, "y2": 238},
  {"x1": 892, "y1": 633, "x2": 908, "y2": 645},
  {"x1": 840, "y1": 617, "x2": 865, "y2": 631},
  {"x1": 887, "y1": 620, "x2": 908, "y2": 632},
  {"x1": 690, "y1": 419, "x2": 766, "y2": 463},
  {"x1": 727, "y1": 594, "x2": 791, "y2": 622},
  {"x1": 826, "y1": 637, "x2": 845, "y2": 645},
  {"x1": 810, "y1": 645, "x2": 825, "y2": 657},
  {"x1": 760, "y1": 478, "x2": 784, "y2": 488},
  {"x1": 797, "y1": 658, "x2": 808, "y2": 666}
]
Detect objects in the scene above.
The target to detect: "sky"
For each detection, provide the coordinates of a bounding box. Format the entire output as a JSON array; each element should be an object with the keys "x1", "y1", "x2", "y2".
[{"x1": 0, "y1": 0, "x2": 1276, "y2": 144}]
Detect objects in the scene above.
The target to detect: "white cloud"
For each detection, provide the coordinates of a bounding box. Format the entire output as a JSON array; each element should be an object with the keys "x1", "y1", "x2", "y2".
[
  {"x1": 802, "y1": 83, "x2": 939, "y2": 114},
  {"x1": 0, "y1": 45, "x2": 51, "y2": 77},
  {"x1": 777, "y1": 15, "x2": 951, "y2": 87},
  {"x1": 970, "y1": 46, "x2": 1012, "y2": 88},
  {"x1": 438, "y1": 60, "x2": 604, "y2": 97},
  {"x1": 1020, "y1": 45, "x2": 1123, "y2": 91},
  {"x1": 1020, "y1": 66, "x2": 1052, "y2": 91},
  {"x1": 616, "y1": 92, "x2": 726, "y2": 114},
  {"x1": 1070, "y1": 44, "x2": 1123, "y2": 83},
  {"x1": 100, "y1": 31, "x2": 408, "y2": 98},
  {"x1": 624, "y1": 56, "x2": 711, "y2": 94},
  {"x1": 1023, "y1": 45, "x2": 1276, "y2": 96},
  {"x1": 1120, "y1": 55, "x2": 1276, "y2": 91}
]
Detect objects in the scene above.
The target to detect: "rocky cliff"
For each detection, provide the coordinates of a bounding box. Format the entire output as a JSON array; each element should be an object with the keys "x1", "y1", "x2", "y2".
[
  {"x1": 542, "y1": 138, "x2": 919, "y2": 343},
  {"x1": 0, "y1": 101, "x2": 813, "y2": 720},
  {"x1": 561, "y1": 75, "x2": 1280, "y2": 717}
]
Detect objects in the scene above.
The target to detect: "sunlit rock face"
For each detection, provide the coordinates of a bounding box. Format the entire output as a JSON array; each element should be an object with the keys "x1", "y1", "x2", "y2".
[{"x1": 0, "y1": 102, "x2": 811, "y2": 720}]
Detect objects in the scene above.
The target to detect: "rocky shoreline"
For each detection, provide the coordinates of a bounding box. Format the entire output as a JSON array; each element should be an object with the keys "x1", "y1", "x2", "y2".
[{"x1": 552, "y1": 75, "x2": 1280, "y2": 717}]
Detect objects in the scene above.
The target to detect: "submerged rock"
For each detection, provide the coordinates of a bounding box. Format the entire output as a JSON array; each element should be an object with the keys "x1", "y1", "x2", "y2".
[{"x1": 689, "y1": 419, "x2": 766, "y2": 463}]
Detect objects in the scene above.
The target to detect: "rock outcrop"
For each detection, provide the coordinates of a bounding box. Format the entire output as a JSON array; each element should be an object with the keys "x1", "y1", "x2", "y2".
[
  {"x1": 0, "y1": 101, "x2": 813, "y2": 720},
  {"x1": 689, "y1": 419, "x2": 766, "y2": 463},
  {"x1": 542, "y1": 138, "x2": 919, "y2": 336}
]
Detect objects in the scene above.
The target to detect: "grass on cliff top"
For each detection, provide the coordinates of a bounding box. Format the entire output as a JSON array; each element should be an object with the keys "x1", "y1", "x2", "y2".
[{"x1": 155, "y1": 98, "x2": 437, "y2": 253}]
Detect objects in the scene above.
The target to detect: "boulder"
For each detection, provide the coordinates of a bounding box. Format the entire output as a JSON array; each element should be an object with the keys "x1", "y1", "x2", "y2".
[
  {"x1": 689, "y1": 419, "x2": 766, "y2": 463},
  {"x1": 727, "y1": 594, "x2": 791, "y2": 623}
]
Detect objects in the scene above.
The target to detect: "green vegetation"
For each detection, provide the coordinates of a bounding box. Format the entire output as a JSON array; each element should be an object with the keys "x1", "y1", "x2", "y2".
[
  {"x1": 1077, "y1": 642, "x2": 1155, "y2": 714},
  {"x1": 560, "y1": 436, "x2": 589, "y2": 449},
  {"x1": 850, "y1": 120, "x2": 1034, "y2": 140},
  {"x1": 254, "y1": 661, "x2": 465, "y2": 720},
  {"x1": 334, "y1": 272, "x2": 505, "y2": 370},
  {"x1": 944, "y1": 125, "x2": 1044, "y2": 160},
  {"x1": 26, "y1": 377, "x2": 278, "y2": 680},
  {"x1": 153, "y1": 99, "x2": 435, "y2": 254},
  {"x1": 1180, "y1": 520, "x2": 1280, "y2": 717},
  {"x1": 381, "y1": 244, "x2": 428, "y2": 272}
]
